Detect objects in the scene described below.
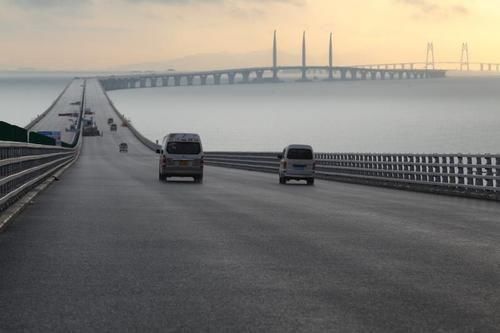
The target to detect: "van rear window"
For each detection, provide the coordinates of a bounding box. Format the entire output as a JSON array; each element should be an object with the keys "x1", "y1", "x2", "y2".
[
  {"x1": 166, "y1": 142, "x2": 201, "y2": 155},
  {"x1": 287, "y1": 149, "x2": 313, "y2": 160}
]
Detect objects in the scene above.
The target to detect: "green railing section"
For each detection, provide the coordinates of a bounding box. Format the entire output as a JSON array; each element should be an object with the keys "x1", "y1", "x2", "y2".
[{"x1": 0, "y1": 121, "x2": 56, "y2": 146}]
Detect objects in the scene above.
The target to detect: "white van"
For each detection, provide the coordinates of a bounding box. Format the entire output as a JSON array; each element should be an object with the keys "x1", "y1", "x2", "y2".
[
  {"x1": 278, "y1": 144, "x2": 315, "y2": 185},
  {"x1": 157, "y1": 133, "x2": 204, "y2": 183}
]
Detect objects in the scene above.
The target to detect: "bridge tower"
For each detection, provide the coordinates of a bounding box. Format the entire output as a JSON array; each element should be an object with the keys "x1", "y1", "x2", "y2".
[
  {"x1": 460, "y1": 42, "x2": 470, "y2": 71},
  {"x1": 328, "y1": 32, "x2": 334, "y2": 80},
  {"x1": 301, "y1": 31, "x2": 307, "y2": 81},
  {"x1": 273, "y1": 30, "x2": 278, "y2": 81},
  {"x1": 425, "y1": 42, "x2": 435, "y2": 70}
]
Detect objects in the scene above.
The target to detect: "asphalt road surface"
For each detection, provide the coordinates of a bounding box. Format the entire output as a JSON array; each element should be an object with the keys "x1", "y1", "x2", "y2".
[{"x1": 1, "y1": 79, "x2": 499, "y2": 332}]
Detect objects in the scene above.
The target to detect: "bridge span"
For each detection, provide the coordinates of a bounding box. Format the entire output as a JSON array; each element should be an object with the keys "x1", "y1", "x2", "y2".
[
  {"x1": 99, "y1": 66, "x2": 446, "y2": 91},
  {"x1": 0, "y1": 78, "x2": 499, "y2": 331}
]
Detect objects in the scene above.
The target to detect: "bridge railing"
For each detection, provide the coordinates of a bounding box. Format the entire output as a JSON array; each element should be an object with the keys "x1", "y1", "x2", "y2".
[
  {"x1": 98, "y1": 81, "x2": 161, "y2": 151},
  {"x1": 205, "y1": 152, "x2": 500, "y2": 200},
  {"x1": 0, "y1": 80, "x2": 86, "y2": 214},
  {"x1": 0, "y1": 141, "x2": 79, "y2": 212}
]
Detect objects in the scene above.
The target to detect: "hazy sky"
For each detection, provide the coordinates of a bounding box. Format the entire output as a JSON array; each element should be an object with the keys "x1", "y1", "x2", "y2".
[{"x1": 0, "y1": 0, "x2": 498, "y2": 70}]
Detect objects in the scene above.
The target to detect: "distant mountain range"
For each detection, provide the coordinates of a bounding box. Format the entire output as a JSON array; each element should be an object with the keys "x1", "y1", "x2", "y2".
[{"x1": 108, "y1": 50, "x2": 323, "y2": 72}]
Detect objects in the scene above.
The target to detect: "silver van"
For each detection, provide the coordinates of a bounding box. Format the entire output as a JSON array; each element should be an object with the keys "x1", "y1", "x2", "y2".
[
  {"x1": 157, "y1": 133, "x2": 204, "y2": 183},
  {"x1": 278, "y1": 144, "x2": 315, "y2": 185}
]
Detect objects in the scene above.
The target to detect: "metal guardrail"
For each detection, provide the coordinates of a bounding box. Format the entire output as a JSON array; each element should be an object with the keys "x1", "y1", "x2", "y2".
[
  {"x1": 94, "y1": 79, "x2": 499, "y2": 201},
  {"x1": 1, "y1": 79, "x2": 86, "y2": 213},
  {"x1": 205, "y1": 152, "x2": 500, "y2": 200},
  {"x1": 0, "y1": 141, "x2": 78, "y2": 212},
  {"x1": 98, "y1": 81, "x2": 161, "y2": 152}
]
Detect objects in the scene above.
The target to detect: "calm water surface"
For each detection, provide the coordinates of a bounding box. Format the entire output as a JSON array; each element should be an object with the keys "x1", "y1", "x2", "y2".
[
  {"x1": 0, "y1": 73, "x2": 74, "y2": 126},
  {"x1": 109, "y1": 77, "x2": 500, "y2": 153},
  {"x1": 1, "y1": 73, "x2": 499, "y2": 153}
]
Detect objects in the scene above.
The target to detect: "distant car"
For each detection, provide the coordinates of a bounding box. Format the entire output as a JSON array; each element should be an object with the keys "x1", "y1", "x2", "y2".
[
  {"x1": 107, "y1": 118, "x2": 114, "y2": 124},
  {"x1": 119, "y1": 143, "x2": 128, "y2": 153},
  {"x1": 278, "y1": 144, "x2": 315, "y2": 185},
  {"x1": 157, "y1": 133, "x2": 204, "y2": 183},
  {"x1": 110, "y1": 123, "x2": 117, "y2": 131}
]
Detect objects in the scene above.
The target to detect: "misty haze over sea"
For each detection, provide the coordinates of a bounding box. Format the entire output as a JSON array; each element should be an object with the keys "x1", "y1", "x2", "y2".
[{"x1": 1, "y1": 72, "x2": 499, "y2": 153}]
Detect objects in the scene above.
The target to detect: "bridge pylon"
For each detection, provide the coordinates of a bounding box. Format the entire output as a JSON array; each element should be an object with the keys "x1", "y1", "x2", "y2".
[
  {"x1": 460, "y1": 42, "x2": 470, "y2": 71},
  {"x1": 273, "y1": 30, "x2": 278, "y2": 81},
  {"x1": 300, "y1": 31, "x2": 308, "y2": 81},
  {"x1": 425, "y1": 42, "x2": 435, "y2": 70},
  {"x1": 328, "y1": 32, "x2": 334, "y2": 80}
]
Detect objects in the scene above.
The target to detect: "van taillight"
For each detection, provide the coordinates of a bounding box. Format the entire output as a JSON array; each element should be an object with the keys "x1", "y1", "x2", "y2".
[
  {"x1": 313, "y1": 161, "x2": 316, "y2": 170},
  {"x1": 200, "y1": 157, "x2": 204, "y2": 167},
  {"x1": 283, "y1": 161, "x2": 287, "y2": 169},
  {"x1": 161, "y1": 156, "x2": 167, "y2": 166}
]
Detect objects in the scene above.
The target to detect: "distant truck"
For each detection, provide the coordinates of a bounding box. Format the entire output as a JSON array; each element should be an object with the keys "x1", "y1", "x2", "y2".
[
  {"x1": 110, "y1": 123, "x2": 117, "y2": 132},
  {"x1": 82, "y1": 124, "x2": 100, "y2": 137},
  {"x1": 107, "y1": 118, "x2": 114, "y2": 125}
]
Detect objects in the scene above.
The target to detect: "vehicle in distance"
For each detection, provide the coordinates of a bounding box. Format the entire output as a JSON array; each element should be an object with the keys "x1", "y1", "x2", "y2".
[
  {"x1": 157, "y1": 133, "x2": 204, "y2": 183},
  {"x1": 107, "y1": 117, "x2": 114, "y2": 124},
  {"x1": 110, "y1": 123, "x2": 117, "y2": 131},
  {"x1": 119, "y1": 143, "x2": 128, "y2": 153},
  {"x1": 278, "y1": 144, "x2": 315, "y2": 185}
]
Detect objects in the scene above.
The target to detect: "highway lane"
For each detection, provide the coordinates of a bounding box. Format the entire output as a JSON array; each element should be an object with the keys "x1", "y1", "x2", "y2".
[
  {"x1": 31, "y1": 78, "x2": 85, "y2": 144},
  {"x1": 0, "y1": 79, "x2": 499, "y2": 331}
]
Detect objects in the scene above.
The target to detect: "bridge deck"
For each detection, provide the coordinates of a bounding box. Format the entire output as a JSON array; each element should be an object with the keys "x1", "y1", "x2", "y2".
[
  {"x1": 0, "y1": 79, "x2": 499, "y2": 331},
  {"x1": 30, "y1": 79, "x2": 85, "y2": 144}
]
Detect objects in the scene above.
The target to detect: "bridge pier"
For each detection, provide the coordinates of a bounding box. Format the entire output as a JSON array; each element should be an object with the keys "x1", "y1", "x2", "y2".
[
  {"x1": 187, "y1": 75, "x2": 194, "y2": 86},
  {"x1": 150, "y1": 77, "x2": 157, "y2": 88},
  {"x1": 140, "y1": 79, "x2": 146, "y2": 88},
  {"x1": 161, "y1": 77, "x2": 169, "y2": 87},
  {"x1": 255, "y1": 70, "x2": 264, "y2": 82},
  {"x1": 340, "y1": 69, "x2": 347, "y2": 80},
  {"x1": 174, "y1": 76, "x2": 181, "y2": 86},
  {"x1": 241, "y1": 71, "x2": 250, "y2": 83},
  {"x1": 200, "y1": 75, "x2": 207, "y2": 85},
  {"x1": 360, "y1": 71, "x2": 367, "y2": 80},
  {"x1": 228, "y1": 72, "x2": 236, "y2": 84},
  {"x1": 214, "y1": 74, "x2": 221, "y2": 85}
]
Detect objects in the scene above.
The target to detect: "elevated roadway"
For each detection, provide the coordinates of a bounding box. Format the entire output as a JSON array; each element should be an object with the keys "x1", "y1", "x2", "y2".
[
  {"x1": 30, "y1": 78, "x2": 85, "y2": 144},
  {"x1": 0, "y1": 79, "x2": 499, "y2": 331}
]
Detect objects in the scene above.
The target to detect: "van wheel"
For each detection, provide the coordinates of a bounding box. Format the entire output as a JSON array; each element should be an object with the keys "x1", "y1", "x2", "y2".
[
  {"x1": 279, "y1": 176, "x2": 286, "y2": 184},
  {"x1": 194, "y1": 176, "x2": 203, "y2": 184},
  {"x1": 307, "y1": 178, "x2": 315, "y2": 185},
  {"x1": 159, "y1": 173, "x2": 166, "y2": 181}
]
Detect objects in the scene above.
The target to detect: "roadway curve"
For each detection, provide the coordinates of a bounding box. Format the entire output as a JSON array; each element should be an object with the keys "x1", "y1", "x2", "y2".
[{"x1": 1, "y1": 79, "x2": 499, "y2": 331}]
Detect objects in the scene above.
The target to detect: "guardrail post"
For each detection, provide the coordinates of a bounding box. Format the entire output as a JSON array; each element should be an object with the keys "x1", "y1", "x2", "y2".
[
  {"x1": 496, "y1": 156, "x2": 500, "y2": 191},
  {"x1": 409, "y1": 155, "x2": 415, "y2": 181},
  {"x1": 432, "y1": 155, "x2": 441, "y2": 183},
  {"x1": 485, "y1": 156, "x2": 493, "y2": 188},
  {"x1": 442, "y1": 156, "x2": 449, "y2": 184},
  {"x1": 449, "y1": 155, "x2": 456, "y2": 186},
  {"x1": 466, "y1": 156, "x2": 474, "y2": 187},
  {"x1": 476, "y1": 156, "x2": 484, "y2": 188},
  {"x1": 457, "y1": 155, "x2": 465, "y2": 187},
  {"x1": 415, "y1": 155, "x2": 421, "y2": 181}
]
